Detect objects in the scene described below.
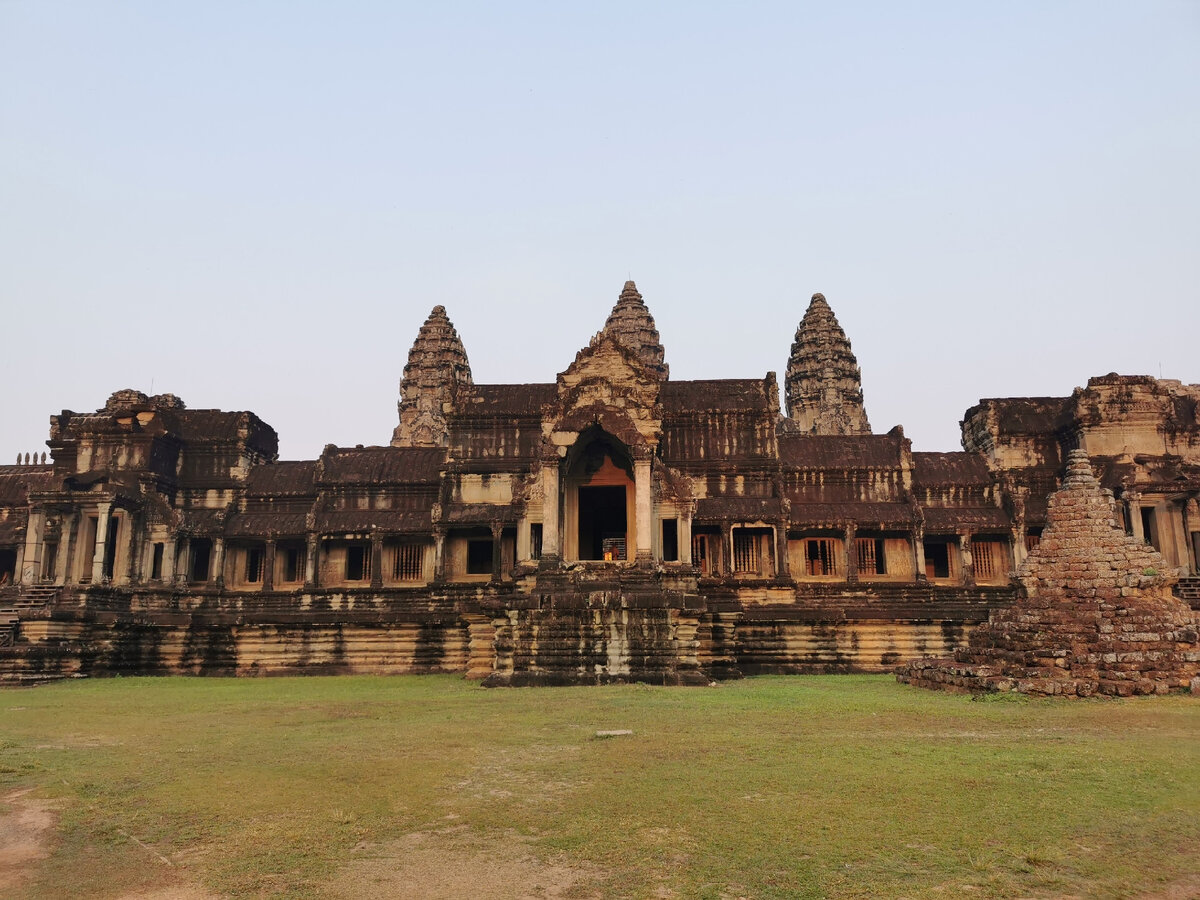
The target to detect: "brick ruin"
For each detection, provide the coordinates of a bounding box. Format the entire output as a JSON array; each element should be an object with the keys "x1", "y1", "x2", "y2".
[
  {"x1": 898, "y1": 450, "x2": 1200, "y2": 695},
  {"x1": 1, "y1": 283, "x2": 1198, "y2": 685}
]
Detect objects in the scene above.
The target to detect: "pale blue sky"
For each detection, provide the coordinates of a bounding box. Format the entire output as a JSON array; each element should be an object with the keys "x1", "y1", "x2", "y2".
[{"x1": 2, "y1": 2, "x2": 1197, "y2": 459}]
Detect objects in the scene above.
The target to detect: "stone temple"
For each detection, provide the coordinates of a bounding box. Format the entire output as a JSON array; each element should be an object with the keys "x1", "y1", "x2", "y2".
[{"x1": 1, "y1": 283, "x2": 1198, "y2": 686}]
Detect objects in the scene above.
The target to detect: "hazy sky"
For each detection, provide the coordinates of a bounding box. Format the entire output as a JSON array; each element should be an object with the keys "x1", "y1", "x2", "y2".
[{"x1": 3, "y1": 2, "x2": 1197, "y2": 461}]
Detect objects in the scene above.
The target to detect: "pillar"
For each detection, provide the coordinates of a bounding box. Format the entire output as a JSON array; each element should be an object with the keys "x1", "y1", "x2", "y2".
[
  {"x1": 720, "y1": 522, "x2": 732, "y2": 575},
  {"x1": 774, "y1": 522, "x2": 789, "y2": 577},
  {"x1": 912, "y1": 527, "x2": 926, "y2": 583},
  {"x1": 20, "y1": 509, "x2": 44, "y2": 585},
  {"x1": 211, "y1": 538, "x2": 225, "y2": 587},
  {"x1": 843, "y1": 523, "x2": 858, "y2": 584},
  {"x1": 370, "y1": 535, "x2": 383, "y2": 588},
  {"x1": 1011, "y1": 525, "x2": 1027, "y2": 568},
  {"x1": 123, "y1": 513, "x2": 141, "y2": 585},
  {"x1": 163, "y1": 537, "x2": 177, "y2": 583},
  {"x1": 263, "y1": 539, "x2": 276, "y2": 591},
  {"x1": 55, "y1": 513, "x2": 76, "y2": 585},
  {"x1": 541, "y1": 461, "x2": 560, "y2": 560},
  {"x1": 1129, "y1": 500, "x2": 1145, "y2": 543},
  {"x1": 680, "y1": 507, "x2": 694, "y2": 566},
  {"x1": 958, "y1": 530, "x2": 974, "y2": 586},
  {"x1": 490, "y1": 523, "x2": 503, "y2": 582},
  {"x1": 304, "y1": 535, "x2": 319, "y2": 589},
  {"x1": 90, "y1": 503, "x2": 112, "y2": 585},
  {"x1": 433, "y1": 528, "x2": 447, "y2": 580},
  {"x1": 634, "y1": 457, "x2": 652, "y2": 563},
  {"x1": 176, "y1": 537, "x2": 190, "y2": 585}
]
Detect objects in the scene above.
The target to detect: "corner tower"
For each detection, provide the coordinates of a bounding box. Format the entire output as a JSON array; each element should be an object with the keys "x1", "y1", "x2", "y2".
[
  {"x1": 391, "y1": 305, "x2": 473, "y2": 447},
  {"x1": 601, "y1": 280, "x2": 669, "y2": 381},
  {"x1": 785, "y1": 293, "x2": 870, "y2": 434}
]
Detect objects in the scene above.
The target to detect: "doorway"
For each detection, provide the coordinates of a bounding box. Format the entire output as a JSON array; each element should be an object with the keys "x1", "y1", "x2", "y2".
[{"x1": 578, "y1": 485, "x2": 627, "y2": 560}]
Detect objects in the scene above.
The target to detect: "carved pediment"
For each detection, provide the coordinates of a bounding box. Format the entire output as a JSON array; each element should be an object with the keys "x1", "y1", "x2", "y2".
[{"x1": 544, "y1": 332, "x2": 662, "y2": 453}]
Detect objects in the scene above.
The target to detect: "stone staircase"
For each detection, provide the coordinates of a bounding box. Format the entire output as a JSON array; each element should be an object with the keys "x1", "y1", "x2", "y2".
[
  {"x1": 0, "y1": 584, "x2": 59, "y2": 649},
  {"x1": 1175, "y1": 577, "x2": 1200, "y2": 609}
]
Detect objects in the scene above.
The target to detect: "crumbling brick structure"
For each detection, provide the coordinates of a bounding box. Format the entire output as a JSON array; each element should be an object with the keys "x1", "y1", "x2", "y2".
[{"x1": 898, "y1": 449, "x2": 1200, "y2": 696}]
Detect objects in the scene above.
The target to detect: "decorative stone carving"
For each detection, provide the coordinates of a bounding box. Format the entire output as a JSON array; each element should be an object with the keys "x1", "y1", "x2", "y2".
[
  {"x1": 785, "y1": 293, "x2": 871, "y2": 435},
  {"x1": 601, "y1": 281, "x2": 668, "y2": 382},
  {"x1": 392, "y1": 305, "x2": 473, "y2": 447}
]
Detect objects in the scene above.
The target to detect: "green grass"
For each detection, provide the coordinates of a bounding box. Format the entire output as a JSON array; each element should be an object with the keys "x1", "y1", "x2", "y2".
[{"x1": 1, "y1": 675, "x2": 1197, "y2": 899}]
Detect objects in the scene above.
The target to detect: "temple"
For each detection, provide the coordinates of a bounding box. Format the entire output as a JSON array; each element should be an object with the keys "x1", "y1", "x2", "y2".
[{"x1": 1, "y1": 283, "x2": 1198, "y2": 685}]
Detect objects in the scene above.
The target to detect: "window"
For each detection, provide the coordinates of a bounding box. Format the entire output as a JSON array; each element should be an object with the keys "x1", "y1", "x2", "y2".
[
  {"x1": 282, "y1": 544, "x2": 306, "y2": 583},
  {"x1": 467, "y1": 539, "x2": 493, "y2": 575},
  {"x1": 346, "y1": 544, "x2": 370, "y2": 581},
  {"x1": 734, "y1": 528, "x2": 775, "y2": 576},
  {"x1": 390, "y1": 542, "x2": 423, "y2": 581},
  {"x1": 1025, "y1": 529, "x2": 1042, "y2": 553},
  {"x1": 661, "y1": 518, "x2": 679, "y2": 562},
  {"x1": 41, "y1": 542, "x2": 58, "y2": 581},
  {"x1": 923, "y1": 541, "x2": 950, "y2": 579},
  {"x1": 150, "y1": 543, "x2": 164, "y2": 580},
  {"x1": 855, "y1": 538, "x2": 886, "y2": 576},
  {"x1": 972, "y1": 539, "x2": 999, "y2": 580},
  {"x1": 805, "y1": 538, "x2": 839, "y2": 576},
  {"x1": 529, "y1": 523, "x2": 543, "y2": 561},
  {"x1": 190, "y1": 539, "x2": 212, "y2": 583},
  {"x1": 245, "y1": 546, "x2": 263, "y2": 583},
  {"x1": 1141, "y1": 508, "x2": 1159, "y2": 550},
  {"x1": 693, "y1": 532, "x2": 712, "y2": 574}
]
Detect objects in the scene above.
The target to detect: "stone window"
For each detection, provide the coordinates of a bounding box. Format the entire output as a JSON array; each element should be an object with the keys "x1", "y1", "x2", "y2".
[
  {"x1": 805, "y1": 538, "x2": 839, "y2": 577},
  {"x1": 190, "y1": 539, "x2": 212, "y2": 583},
  {"x1": 390, "y1": 542, "x2": 423, "y2": 581},
  {"x1": 972, "y1": 538, "x2": 1004, "y2": 581},
  {"x1": 733, "y1": 527, "x2": 774, "y2": 576},
  {"x1": 692, "y1": 531, "x2": 714, "y2": 574},
  {"x1": 150, "y1": 543, "x2": 164, "y2": 580},
  {"x1": 923, "y1": 540, "x2": 951, "y2": 580},
  {"x1": 529, "y1": 523, "x2": 543, "y2": 561},
  {"x1": 345, "y1": 544, "x2": 370, "y2": 581},
  {"x1": 1140, "y1": 508, "x2": 1159, "y2": 550},
  {"x1": 467, "y1": 539, "x2": 493, "y2": 575},
  {"x1": 661, "y1": 519, "x2": 679, "y2": 562},
  {"x1": 41, "y1": 542, "x2": 58, "y2": 581},
  {"x1": 1025, "y1": 529, "x2": 1042, "y2": 553},
  {"x1": 281, "y1": 544, "x2": 306, "y2": 583},
  {"x1": 855, "y1": 538, "x2": 886, "y2": 576},
  {"x1": 245, "y1": 546, "x2": 264, "y2": 583}
]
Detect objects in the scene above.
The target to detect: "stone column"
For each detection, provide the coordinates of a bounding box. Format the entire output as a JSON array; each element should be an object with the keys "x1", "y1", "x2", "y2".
[
  {"x1": 1011, "y1": 525, "x2": 1027, "y2": 568},
  {"x1": 720, "y1": 522, "x2": 732, "y2": 575},
  {"x1": 123, "y1": 514, "x2": 141, "y2": 585},
  {"x1": 541, "y1": 461, "x2": 560, "y2": 560},
  {"x1": 211, "y1": 537, "x2": 225, "y2": 587},
  {"x1": 20, "y1": 508, "x2": 44, "y2": 585},
  {"x1": 912, "y1": 527, "x2": 927, "y2": 583},
  {"x1": 263, "y1": 539, "x2": 276, "y2": 591},
  {"x1": 491, "y1": 523, "x2": 504, "y2": 582},
  {"x1": 958, "y1": 530, "x2": 975, "y2": 586},
  {"x1": 91, "y1": 503, "x2": 112, "y2": 585},
  {"x1": 1129, "y1": 499, "x2": 1145, "y2": 543},
  {"x1": 844, "y1": 523, "x2": 858, "y2": 584},
  {"x1": 775, "y1": 522, "x2": 790, "y2": 577},
  {"x1": 56, "y1": 512, "x2": 77, "y2": 586},
  {"x1": 370, "y1": 535, "x2": 383, "y2": 588},
  {"x1": 175, "y1": 537, "x2": 190, "y2": 585},
  {"x1": 433, "y1": 528, "x2": 447, "y2": 580},
  {"x1": 304, "y1": 535, "x2": 319, "y2": 589},
  {"x1": 680, "y1": 506, "x2": 694, "y2": 566},
  {"x1": 634, "y1": 457, "x2": 652, "y2": 563},
  {"x1": 163, "y1": 535, "x2": 176, "y2": 585}
]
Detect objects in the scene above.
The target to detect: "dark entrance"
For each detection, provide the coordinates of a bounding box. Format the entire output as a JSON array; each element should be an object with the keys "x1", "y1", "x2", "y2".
[
  {"x1": 578, "y1": 485, "x2": 627, "y2": 560},
  {"x1": 0, "y1": 548, "x2": 15, "y2": 584}
]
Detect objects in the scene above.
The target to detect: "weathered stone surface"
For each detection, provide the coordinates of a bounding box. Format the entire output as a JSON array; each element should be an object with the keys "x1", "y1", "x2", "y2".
[
  {"x1": 601, "y1": 281, "x2": 668, "y2": 382},
  {"x1": 392, "y1": 305, "x2": 473, "y2": 447},
  {"x1": 899, "y1": 450, "x2": 1200, "y2": 696},
  {"x1": 784, "y1": 293, "x2": 871, "y2": 435}
]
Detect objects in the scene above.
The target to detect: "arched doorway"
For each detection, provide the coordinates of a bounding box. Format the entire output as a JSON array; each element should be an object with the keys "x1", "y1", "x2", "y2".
[{"x1": 563, "y1": 428, "x2": 635, "y2": 562}]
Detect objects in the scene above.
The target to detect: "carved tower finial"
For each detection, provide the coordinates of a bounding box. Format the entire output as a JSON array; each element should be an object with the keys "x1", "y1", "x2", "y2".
[
  {"x1": 785, "y1": 293, "x2": 871, "y2": 434},
  {"x1": 391, "y1": 305, "x2": 473, "y2": 447},
  {"x1": 601, "y1": 280, "x2": 669, "y2": 381}
]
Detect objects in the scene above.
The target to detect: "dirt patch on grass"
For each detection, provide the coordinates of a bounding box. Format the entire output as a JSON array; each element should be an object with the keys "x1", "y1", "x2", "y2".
[
  {"x1": 0, "y1": 788, "x2": 59, "y2": 893},
  {"x1": 326, "y1": 824, "x2": 606, "y2": 899}
]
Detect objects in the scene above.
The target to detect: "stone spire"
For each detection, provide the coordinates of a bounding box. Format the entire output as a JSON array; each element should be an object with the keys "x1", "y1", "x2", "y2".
[
  {"x1": 391, "y1": 305, "x2": 473, "y2": 447},
  {"x1": 785, "y1": 293, "x2": 870, "y2": 434},
  {"x1": 602, "y1": 280, "x2": 668, "y2": 381}
]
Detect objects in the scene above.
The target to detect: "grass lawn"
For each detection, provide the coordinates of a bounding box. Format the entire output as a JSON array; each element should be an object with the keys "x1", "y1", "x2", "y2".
[{"x1": 1, "y1": 674, "x2": 1197, "y2": 899}]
